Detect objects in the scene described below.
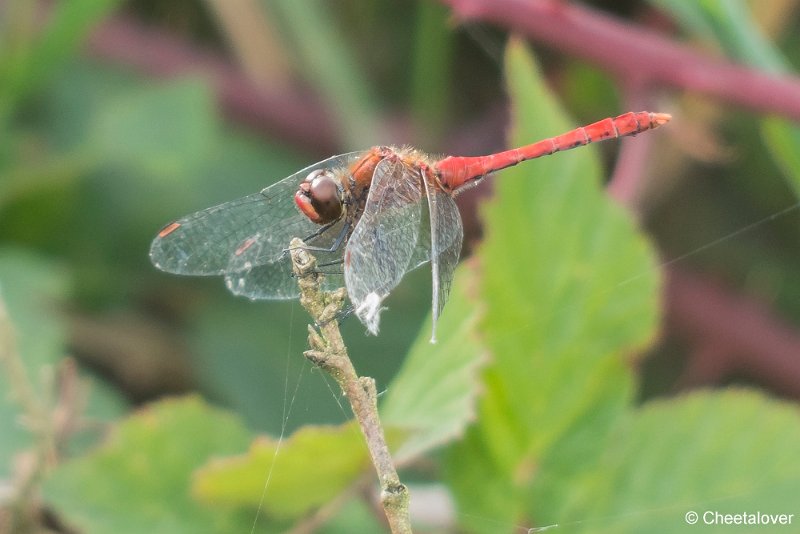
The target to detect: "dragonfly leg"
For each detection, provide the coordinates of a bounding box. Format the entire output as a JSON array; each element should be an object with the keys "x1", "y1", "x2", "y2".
[
  {"x1": 304, "y1": 218, "x2": 341, "y2": 242},
  {"x1": 281, "y1": 220, "x2": 339, "y2": 258},
  {"x1": 315, "y1": 303, "x2": 353, "y2": 328},
  {"x1": 317, "y1": 258, "x2": 344, "y2": 268},
  {"x1": 286, "y1": 258, "x2": 343, "y2": 282},
  {"x1": 286, "y1": 219, "x2": 351, "y2": 254}
]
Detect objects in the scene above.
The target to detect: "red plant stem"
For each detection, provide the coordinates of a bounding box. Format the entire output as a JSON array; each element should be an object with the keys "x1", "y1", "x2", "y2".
[
  {"x1": 667, "y1": 268, "x2": 800, "y2": 399},
  {"x1": 440, "y1": 0, "x2": 800, "y2": 121}
]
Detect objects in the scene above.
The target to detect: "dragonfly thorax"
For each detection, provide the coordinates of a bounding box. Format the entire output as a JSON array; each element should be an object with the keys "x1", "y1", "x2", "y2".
[{"x1": 294, "y1": 168, "x2": 345, "y2": 224}]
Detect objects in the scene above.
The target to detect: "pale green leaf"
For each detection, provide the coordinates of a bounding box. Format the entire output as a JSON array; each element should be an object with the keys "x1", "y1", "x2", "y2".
[
  {"x1": 382, "y1": 264, "x2": 487, "y2": 464},
  {"x1": 534, "y1": 390, "x2": 800, "y2": 533},
  {"x1": 446, "y1": 40, "x2": 661, "y2": 533},
  {"x1": 89, "y1": 78, "x2": 218, "y2": 177},
  {"x1": 43, "y1": 396, "x2": 256, "y2": 534},
  {"x1": 194, "y1": 422, "x2": 368, "y2": 520}
]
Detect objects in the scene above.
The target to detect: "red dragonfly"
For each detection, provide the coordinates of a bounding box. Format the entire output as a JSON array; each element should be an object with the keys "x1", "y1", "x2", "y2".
[{"x1": 151, "y1": 111, "x2": 670, "y2": 341}]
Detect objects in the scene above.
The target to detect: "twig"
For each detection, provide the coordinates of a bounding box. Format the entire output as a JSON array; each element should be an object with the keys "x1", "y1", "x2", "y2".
[
  {"x1": 0, "y1": 301, "x2": 46, "y2": 427},
  {"x1": 0, "y1": 297, "x2": 54, "y2": 532},
  {"x1": 288, "y1": 238, "x2": 412, "y2": 534}
]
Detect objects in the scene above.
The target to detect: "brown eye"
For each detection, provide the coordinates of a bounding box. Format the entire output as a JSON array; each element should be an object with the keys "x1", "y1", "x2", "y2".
[
  {"x1": 294, "y1": 169, "x2": 343, "y2": 224},
  {"x1": 304, "y1": 168, "x2": 327, "y2": 183},
  {"x1": 310, "y1": 171, "x2": 342, "y2": 220},
  {"x1": 310, "y1": 173, "x2": 338, "y2": 205}
]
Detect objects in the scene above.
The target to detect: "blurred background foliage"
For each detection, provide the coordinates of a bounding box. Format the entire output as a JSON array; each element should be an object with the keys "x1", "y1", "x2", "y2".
[{"x1": 2, "y1": 0, "x2": 800, "y2": 532}]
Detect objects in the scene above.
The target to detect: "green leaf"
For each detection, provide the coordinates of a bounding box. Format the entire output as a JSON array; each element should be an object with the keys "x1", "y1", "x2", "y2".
[
  {"x1": 43, "y1": 396, "x2": 256, "y2": 534},
  {"x1": 762, "y1": 117, "x2": 800, "y2": 197},
  {"x1": 0, "y1": 0, "x2": 121, "y2": 119},
  {"x1": 536, "y1": 390, "x2": 800, "y2": 533},
  {"x1": 194, "y1": 422, "x2": 369, "y2": 520},
  {"x1": 446, "y1": 41, "x2": 660, "y2": 532},
  {"x1": 29, "y1": 0, "x2": 121, "y2": 81},
  {"x1": 381, "y1": 265, "x2": 487, "y2": 464},
  {"x1": 88, "y1": 78, "x2": 218, "y2": 178},
  {"x1": 0, "y1": 249, "x2": 68, "y2": 371},
  {"x1": 318, "y1": 498, "x2": 385, "y2": 533},
  {"x1": 650, "y1": 0, "x2": 786, "y2": 73}
]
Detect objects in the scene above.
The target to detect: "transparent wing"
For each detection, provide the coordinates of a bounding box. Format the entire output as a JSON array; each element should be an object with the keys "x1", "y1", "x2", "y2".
[
  {"x1": 345, "y1": 158, "x2": 424, "y2": 334},
  {"x1": 149, "y1": 152, "x2": 362, "y2": 276},
  {"x1": 150, "y1": 186, "x2": 304, "y2": 276},
  {"x1": 404, "y1": 188, "x2": 461, "y2": 274},
  {"x1": 223, "y1": 257, "x2": 346, "y2": 300},
  {"x1": 223, "y1": 216, "x2": 348, "y2": 300},
  {"x1": 421, "y1": 178, "x2": 463, "y2": 341}
]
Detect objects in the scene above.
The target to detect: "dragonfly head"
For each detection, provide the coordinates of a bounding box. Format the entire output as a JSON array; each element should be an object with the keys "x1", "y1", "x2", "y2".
[{"x1": 295, "y1": 168, "x2": 344, "y2": 224}]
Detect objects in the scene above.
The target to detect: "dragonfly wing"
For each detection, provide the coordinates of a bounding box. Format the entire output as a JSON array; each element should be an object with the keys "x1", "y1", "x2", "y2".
[
  {"x1": 405, "y1": 187, "x2": 462, "y2": 272},
  {"x1": 406, "y1": 206, "x2": 431, "y2": 272},
  {"x1": 150, "y1": 151, "x2": 361, "y2": 277},
  {"x1": 224, "y1": 259, "x2": 346, "y2": 300},
  {"x1": 345, "y1": 158, "x2": 423, "y2": 335},
  {"x1": 225, "y1": 258, "x2": 298, "y2": 299},
  {"x1": 224, "y1": 217, "x2": 348, "y2": 299},
  {"x1": 421, "y1": 177, "x2": 463, "y2": 342},
  {"x1": 150, "y1": 188, "x2": 300, "y2": 275}
]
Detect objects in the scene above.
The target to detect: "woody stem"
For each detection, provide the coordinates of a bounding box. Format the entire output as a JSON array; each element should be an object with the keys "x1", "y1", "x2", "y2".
[{"x1": 288, "y1": 238, "x2": 412, "y2": 534}]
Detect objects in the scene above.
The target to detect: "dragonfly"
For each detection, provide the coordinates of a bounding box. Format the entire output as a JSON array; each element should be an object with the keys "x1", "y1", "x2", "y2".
[{"x1": 150, "y1": 111, "x2": 670, "y2": 341}]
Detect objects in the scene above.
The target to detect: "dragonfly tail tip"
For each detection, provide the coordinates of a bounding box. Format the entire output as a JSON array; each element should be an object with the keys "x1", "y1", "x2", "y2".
[{"x1": 652, "y1": 113, "x2": 672, "y2": 127}]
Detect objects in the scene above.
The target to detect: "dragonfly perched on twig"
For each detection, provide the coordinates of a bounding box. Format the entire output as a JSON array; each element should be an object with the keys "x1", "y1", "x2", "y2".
[{"x1": 150, "y1": 111, "x2": 670, "y2": 341}]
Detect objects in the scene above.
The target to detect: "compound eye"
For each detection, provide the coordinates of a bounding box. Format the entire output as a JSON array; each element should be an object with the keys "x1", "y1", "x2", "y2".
[
  {"x1": 304, "y1": 168, "x2": 327, "y2": 183},
  {"x1": 309, "y1": 172, "x2": 338, "y2": 205},
  {"x1": 301, "y1": 169, "x2": 342, "y2": 223}
]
